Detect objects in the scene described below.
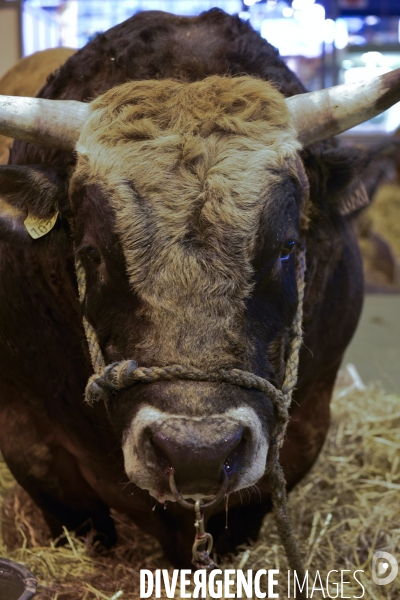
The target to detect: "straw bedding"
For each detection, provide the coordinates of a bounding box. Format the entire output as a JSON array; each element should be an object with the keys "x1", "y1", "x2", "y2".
[{"x1": 1, "y1": 380, "x2": 399, "y2": 599}]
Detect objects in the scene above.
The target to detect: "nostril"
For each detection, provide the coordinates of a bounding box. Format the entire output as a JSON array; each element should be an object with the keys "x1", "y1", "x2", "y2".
[
  {"x1": 224, "y1": 431, "x2": 249, "y2": 476},
  {"x1": 151, "y1": 432, "x2": 175, "y2": 474}
]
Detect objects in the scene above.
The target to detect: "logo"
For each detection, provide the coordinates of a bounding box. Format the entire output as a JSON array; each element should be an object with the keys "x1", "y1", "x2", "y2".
[{"x1": 372, "y1": 551, "x2": 398, "y2": 585}]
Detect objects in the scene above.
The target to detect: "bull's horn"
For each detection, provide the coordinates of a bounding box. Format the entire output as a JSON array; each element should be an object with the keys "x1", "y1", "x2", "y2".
[
  {"x1": 0, "y1": 96, "x2": 89, "y2": 150},
  {"x1": 286, "y1": 68, "x2": 400, "y2": 147}
]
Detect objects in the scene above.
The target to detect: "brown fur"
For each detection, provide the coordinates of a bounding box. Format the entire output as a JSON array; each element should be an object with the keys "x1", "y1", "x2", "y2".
[{"x1": 73, "y1": 76, "x2": 304, "y2": 371}]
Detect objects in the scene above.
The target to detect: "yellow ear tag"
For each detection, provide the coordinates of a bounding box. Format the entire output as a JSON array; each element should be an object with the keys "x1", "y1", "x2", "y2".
[{"x1": 24, "y1": 211, "x2": 59, "y2": 239}]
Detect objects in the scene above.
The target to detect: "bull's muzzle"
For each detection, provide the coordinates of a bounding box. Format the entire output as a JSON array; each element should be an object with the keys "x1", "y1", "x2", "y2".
[{"x1": 122, "y1": 406, "x2": 269, "y2": 502}]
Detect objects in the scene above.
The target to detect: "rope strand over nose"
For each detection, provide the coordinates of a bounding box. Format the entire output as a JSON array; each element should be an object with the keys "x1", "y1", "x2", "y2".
[
  {"x1": 75, "y1": 248, "x2": 307, "y2": 583},
  {"x1": 85, "y1": 363, "x2": 288, "y2": 418}
]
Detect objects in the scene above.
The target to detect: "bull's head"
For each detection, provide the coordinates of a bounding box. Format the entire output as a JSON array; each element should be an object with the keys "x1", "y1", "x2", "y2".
[{"x1": 0, "y1": 71, "x2": 399, "y2": 504}]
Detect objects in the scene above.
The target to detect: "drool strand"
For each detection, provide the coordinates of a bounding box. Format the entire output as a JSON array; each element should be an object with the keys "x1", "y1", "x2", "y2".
[{"x1": 225, "y1": 493, "x2": 229, "y2": 530}]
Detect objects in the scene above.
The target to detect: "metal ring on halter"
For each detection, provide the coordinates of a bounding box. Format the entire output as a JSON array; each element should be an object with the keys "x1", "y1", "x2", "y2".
[{"x1": 169, "y1": 467, "x2": 229, "y2": 511}]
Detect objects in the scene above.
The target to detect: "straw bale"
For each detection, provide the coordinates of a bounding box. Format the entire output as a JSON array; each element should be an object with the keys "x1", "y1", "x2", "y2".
[{"x1": 1, "y1": 380, "x2": 399, "y2": 599}]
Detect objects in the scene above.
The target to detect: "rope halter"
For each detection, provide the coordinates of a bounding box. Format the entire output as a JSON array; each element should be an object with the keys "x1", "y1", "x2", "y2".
[{"x1": 75, "y1": 247, "x2": 307, "y2": 579}]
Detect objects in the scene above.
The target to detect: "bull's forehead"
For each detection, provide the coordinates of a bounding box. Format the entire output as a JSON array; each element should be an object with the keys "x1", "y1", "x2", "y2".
[{"x1": 74, "y1": 76, "x2": 302, "y2": 295}]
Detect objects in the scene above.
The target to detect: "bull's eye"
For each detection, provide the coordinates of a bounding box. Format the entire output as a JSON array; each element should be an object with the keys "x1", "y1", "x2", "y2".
[
  {"x1": 85, "y1": 246, "x2": 101, "y2": 264},
  {"x1": 280, "y1": 240, "x2": 296, "y2": 261}
]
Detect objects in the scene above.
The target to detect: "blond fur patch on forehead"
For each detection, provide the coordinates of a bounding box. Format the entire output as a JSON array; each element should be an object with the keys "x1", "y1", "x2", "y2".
[
  {"x1": 79, "y1": 75, "x2": 297, "y2": 146},
  {"x1": 73, "y1": 76, "x2": 304, "y2": 368}
]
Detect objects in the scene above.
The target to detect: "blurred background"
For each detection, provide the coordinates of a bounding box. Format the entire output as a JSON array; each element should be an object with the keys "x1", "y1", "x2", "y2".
[{"x1": 0, "y1": 0, "x2": 399, "y2": 390}]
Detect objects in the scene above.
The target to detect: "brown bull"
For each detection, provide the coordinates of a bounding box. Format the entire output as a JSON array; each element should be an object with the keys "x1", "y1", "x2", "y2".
[{"x1": 0, "y1": 10, "x2": 399, "y2": 568}]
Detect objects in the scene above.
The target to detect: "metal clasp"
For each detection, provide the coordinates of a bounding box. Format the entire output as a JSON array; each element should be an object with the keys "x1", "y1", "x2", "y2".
[
  {"x1": 192, "y1": 500, "x2": 214, "y2": 568},
  {"x1": 169, "y1": 468, "x2": 228, "y2": 570}
]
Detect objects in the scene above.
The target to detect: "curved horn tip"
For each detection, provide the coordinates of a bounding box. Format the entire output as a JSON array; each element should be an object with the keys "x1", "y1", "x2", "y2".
[{"x1": 287, "y1": 66, "x2": 400, "y2": 147}]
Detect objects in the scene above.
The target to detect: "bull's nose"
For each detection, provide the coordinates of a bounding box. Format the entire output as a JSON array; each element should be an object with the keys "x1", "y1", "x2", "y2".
[
  {"x1": 123, "y1": 405, "x2": 269, "y2": 502},
  {"x1": 151, "y1": 426, "x2": 246, "y2": 494}
]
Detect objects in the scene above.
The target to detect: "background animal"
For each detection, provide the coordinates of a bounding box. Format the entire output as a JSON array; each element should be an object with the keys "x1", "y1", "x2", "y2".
[{"x1": 0, "y1": 9, "x2": 396, "y2": 567}]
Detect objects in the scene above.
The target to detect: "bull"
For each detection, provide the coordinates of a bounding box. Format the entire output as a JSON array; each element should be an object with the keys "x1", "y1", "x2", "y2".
[{"x1": 0, "y1": 9, "x2": 399, "y2": 568}]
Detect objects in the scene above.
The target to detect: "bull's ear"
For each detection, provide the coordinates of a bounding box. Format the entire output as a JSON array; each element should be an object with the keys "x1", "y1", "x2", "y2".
[
  {"x1": 334, "y1": 180, "x2": 370, "y2": 217},
  {"x1": 314, "y1": 145, "x2": 371, "y2": 217},
  {"x1": 0, "y1": 165, "x2": 69, "y2": 220}
]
